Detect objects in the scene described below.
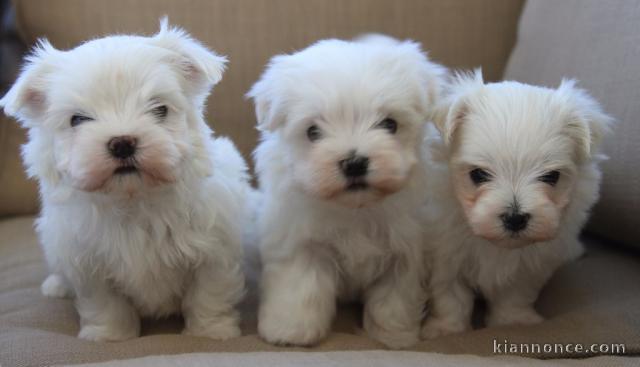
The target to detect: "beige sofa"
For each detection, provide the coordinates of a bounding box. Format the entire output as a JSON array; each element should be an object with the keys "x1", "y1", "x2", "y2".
[{"x1": 1, "y1": 0, "x2": 639, "y2": 366}]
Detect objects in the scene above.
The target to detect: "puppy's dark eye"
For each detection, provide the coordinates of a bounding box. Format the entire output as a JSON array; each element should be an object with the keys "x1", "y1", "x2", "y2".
[
  {"x1": 307, "y1": 124, "x2": 321, "y2": 142},
  {"x1": 70, "y1": 114, "x2": 93, "y2": 127},
  {"x1": 539, "y1": 170, "x2": 560, "y2": 186},
  {"x1": 151, "y1": 105, "x2": 168, "y2": 119},
  {"x1": 376, "y1": 118, "x2": 398, "y2": 134},
  {"x1": 469, "y1": 168, "x2": 491, "y2": 186}
]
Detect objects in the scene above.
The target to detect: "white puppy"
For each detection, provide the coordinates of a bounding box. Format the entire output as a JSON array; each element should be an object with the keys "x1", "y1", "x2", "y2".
[
  {"x1": 0, "y1": 21, "x2": 250, "y2": 341},
  {"x1": 421, "y1": 70, "x2": 612, "y2": 338},
  {"x1": 248, "y1": 35, "x2": 445, "y2": 349}
]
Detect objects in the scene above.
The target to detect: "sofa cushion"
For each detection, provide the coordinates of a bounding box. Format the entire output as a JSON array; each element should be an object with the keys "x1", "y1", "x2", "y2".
[
  {"x1": 12, "y1": 0, "x2": 524, "y2": 163},
  {"x1": 55, "y1": 351, "x2": 640, "y2": 367},
  {"x1": 503, "y1": 0, "x2": 640, "y2": 248},
  {"x1": 1, "y1": 216, "x2": 638, "y2": 366}
]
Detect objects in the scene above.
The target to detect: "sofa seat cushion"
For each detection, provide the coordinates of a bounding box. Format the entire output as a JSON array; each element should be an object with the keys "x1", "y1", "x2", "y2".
[
  {"x1": 56, "y1": 351, "x2": 640, "y2": 367},
  {"x1": 0, "y1": 216, "x2": 639, "y2": 366}
]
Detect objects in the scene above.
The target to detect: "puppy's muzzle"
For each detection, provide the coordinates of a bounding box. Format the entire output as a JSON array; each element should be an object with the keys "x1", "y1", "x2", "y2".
[
  {"x1": 500, "y1": 211, "x2": 531, "y2": 233},
  {"x1": 339, "y1": 154, "x2": 369, "y2": 178},
  {"x1": 339, "y1": 154, "x2": 369, "y2": 191},
  {"x1": 108, "y1": 136, "x2": 139, "y2": 175},
  {"x1": 108, "y1": 136, "x2": 138, "y2": 160}
]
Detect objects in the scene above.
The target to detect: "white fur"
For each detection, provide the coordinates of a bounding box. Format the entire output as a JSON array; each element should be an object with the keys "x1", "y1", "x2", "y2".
[
  {"x1": 421, "y1": 70, "x2": 612, "y2": 338},
  {"x1": 248, "y1": 36, "x2": 445, "y2": 349},
  {"x1": 0, "y1": 20, "x2": 251, "y2": 342}
]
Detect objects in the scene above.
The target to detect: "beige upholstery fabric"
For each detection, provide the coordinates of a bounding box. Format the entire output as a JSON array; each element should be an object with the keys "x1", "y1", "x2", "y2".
[
  {"x1": 0, "y1": 0, "x2": 525, "y2": 217},
  {"x1": 1, "y1": 216, "x2": 638, "y2": 366},
  {"x1": 58, "y1": 351, "x2": 639, "y2": 367},
  {"x1": 0, "y1": 115, "x2": 38, "y2": 217},
  {"x1": 504, "y1": 0, "x2": 640, "y2": 247},
  {"x1": 11, "y1": 0, "x2": 524, "y2": 163}
]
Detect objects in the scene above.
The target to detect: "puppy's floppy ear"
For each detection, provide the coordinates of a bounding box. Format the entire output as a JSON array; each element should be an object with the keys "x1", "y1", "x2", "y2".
[
  {"x1": 555, "y1": 79, "x2": 614, "y2": 160},
  {"x1": 150, "y1": 17, "x2": 227, "y2": 100},
  {"x1": 0, "y1": 39, "x2": 59, "y2": 125},
  {"x1": 433, "y1": 69, "x2": 484, "y2": 146},
  {"x1": 246, "y1": 55, "x2": 288, "y2": 132}
]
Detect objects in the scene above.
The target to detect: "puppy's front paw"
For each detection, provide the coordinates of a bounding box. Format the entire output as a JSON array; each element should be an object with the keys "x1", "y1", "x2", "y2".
[
  {"x1": 421, "y1": 316, "x2": 469, "y2": 339},
  {"x1": 183, "y1": 314, "x2": 241, "y2": 340},
  {"x1": 258, "y1": 312, "x2": 330, "y2": 347},
  {"x1": 78, "y1": 323, "x2": 139, "y2": 342},
  {"x1": 41, "y1": 274, "x2": 72, "y2": 298},
  {"x1": 487, "y1": 306, "x2": 543, "y2": 328},
  {"x1": 365, "y1": 320, "x2": 420, "y2": 349}
]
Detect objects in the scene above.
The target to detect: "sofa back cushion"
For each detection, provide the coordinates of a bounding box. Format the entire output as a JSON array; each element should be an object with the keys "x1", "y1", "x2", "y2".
[
  {"x1": 0, "y1": 0, "x2": 523, "y2": 214},
  {"x1": 12, "y1": 0, "x2": 525, "y2": 158},
  {"x1": 1, "y1": 0, "x2": 524, "y2": 216},
  {"x1": 504, "y1": 0, "x2": 640, "y2": 247}
]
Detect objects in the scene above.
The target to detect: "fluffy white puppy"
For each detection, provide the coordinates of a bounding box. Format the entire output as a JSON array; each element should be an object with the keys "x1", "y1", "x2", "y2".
[
  {"x1": 248, "y1": 35, "x2": 445, "y2": 349},
  {"x1": 421, "y1": 70, "x2": 612, "y2": 338},
  {"x1": 0, "y1": 21, "x2": 250, "y2": 341}
]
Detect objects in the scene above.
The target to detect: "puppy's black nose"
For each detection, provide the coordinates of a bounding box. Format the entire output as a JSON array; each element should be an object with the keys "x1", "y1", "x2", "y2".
[
  {"x1": 339, "y1": 155, "x2": 369, "y2": 178},
  {"x1": 108, "y1": 136, "x2": 137, "y2": 159},
  {"x1": 501, "y1": 212, "x2": 531, "y2": 232}
]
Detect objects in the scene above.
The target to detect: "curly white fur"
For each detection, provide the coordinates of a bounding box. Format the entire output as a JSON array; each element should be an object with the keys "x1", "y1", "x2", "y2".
[
  {"x1": 421, "y1": 70, "x2": 613, "y2": 339},
  {"x1": 249, "y1": 35, "x2": 445, "y2": 349},
  {"x1": 0, "y1": 20, "x2": 250, "y2": 342}
]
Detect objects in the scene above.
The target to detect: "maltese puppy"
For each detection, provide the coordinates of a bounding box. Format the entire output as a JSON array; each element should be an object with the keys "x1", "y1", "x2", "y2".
[
  {"x1": 248, "y1": 35, "x2": 445, "y2": 349},
  {"x1": 421, "y1": 70, "x2": 612, "y2": 339},
  {"x1": 0, "y1": 20, "x2": 250, "y2": 341}
]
